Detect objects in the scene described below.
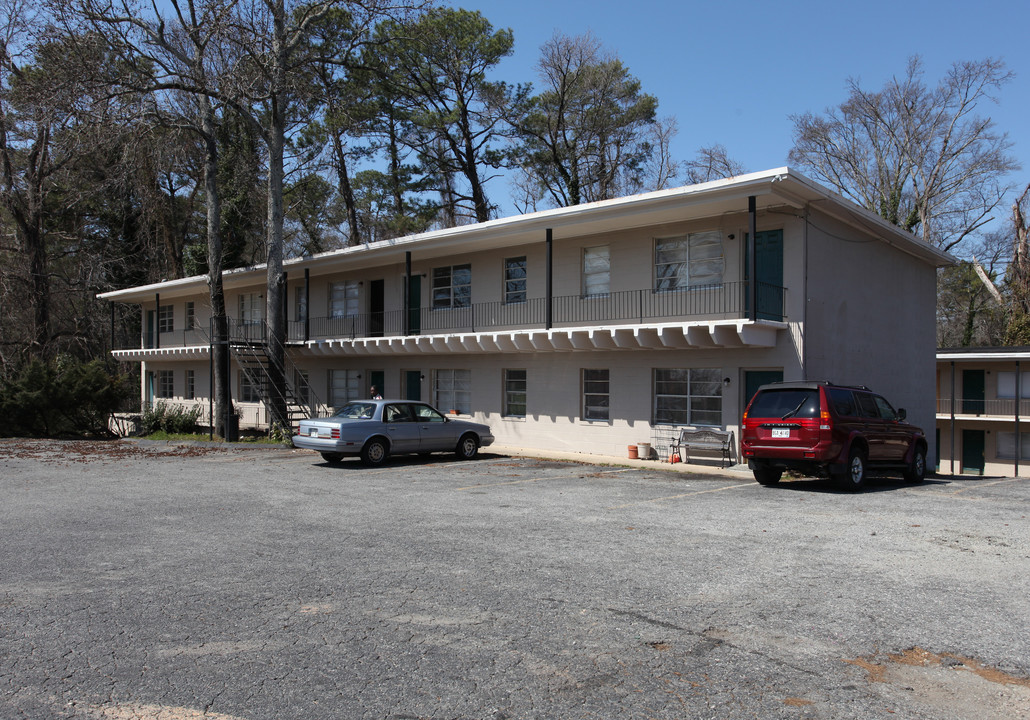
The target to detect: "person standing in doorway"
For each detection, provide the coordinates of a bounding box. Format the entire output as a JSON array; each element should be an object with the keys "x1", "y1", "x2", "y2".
[{"x1": 370, "y1": 386, "x2": 383, "y2": 399}]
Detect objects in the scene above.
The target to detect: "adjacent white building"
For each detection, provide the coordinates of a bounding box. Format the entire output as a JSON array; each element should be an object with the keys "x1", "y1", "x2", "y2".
[
  {"x1": 99, "y1": 168, "x2": 952, "y2": 463},
  {"x1": 936, "y1": 347, "x2": 1030, "y2": 477}
]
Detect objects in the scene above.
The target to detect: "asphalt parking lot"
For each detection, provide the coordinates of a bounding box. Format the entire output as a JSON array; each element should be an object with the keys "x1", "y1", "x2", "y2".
[{"x1": 1, "y1": 439, "x2": 1029, "y2": 720}]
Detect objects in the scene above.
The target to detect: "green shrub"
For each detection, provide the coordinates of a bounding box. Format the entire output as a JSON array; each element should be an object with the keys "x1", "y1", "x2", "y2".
[
  {"x1": 140, "y1": 401, "x2": 204, "y2": 436},
  {"x1": 0, "y1": 357, "x2": 130, "y2": 437}
]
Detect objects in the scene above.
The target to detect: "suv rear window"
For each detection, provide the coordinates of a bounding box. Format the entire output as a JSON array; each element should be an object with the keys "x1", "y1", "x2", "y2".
[{"x1": 747, "y1": 389, "x2": 820, "y2": 419}]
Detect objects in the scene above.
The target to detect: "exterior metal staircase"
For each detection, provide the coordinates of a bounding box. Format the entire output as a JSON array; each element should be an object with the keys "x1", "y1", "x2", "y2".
[{"x1": 225, "y1": 319, "x2": 329, "y2": 430}]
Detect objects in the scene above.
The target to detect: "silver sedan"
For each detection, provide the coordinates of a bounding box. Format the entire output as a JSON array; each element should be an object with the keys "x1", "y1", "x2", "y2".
[{"x1": 292, "y1": 399, "x2": 495, "y2": 466}]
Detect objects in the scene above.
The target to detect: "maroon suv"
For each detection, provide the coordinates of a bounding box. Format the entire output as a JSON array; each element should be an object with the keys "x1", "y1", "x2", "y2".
[{"x1": 740, "y1": 381, "x2": 927, "y2": 490}]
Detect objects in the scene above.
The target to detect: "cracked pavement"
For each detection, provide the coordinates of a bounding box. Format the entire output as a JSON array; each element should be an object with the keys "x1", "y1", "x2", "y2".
[{"x1": 1, "y1": 439, "x2": 1029, "y2": 719}]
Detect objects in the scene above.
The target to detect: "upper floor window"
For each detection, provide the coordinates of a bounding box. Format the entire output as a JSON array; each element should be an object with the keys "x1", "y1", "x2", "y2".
[
  {"x1": 239, "y1": 293, "x2": 262, "y2": 325},
  {"x1": 582, "y1": 245, "x2": 610, "y2": 297},
  {"x1": 330, "y1": 281, "x2": 359, "y2": 318},
  {"x1": 433, "y1": 264, "x2": 471, "y2": 309},
  {"x1": 997, "y1": 371, "x2": 1030, "y2": 399},
  {"x1": 295, "y1": 286, "x2": 308, "y2": 323},
  {"x1": 185, "y1": 302, "x2": 195, "y2": 330},
  {"x1": 158, "y1": 305, "x2": 174, "y2": 333},
  {"x1": 504, "y1": 257, "x2": 527, "y2": 304},
  {"x1": 655, "y1": 231, "x2": 723, "y2": 291}
]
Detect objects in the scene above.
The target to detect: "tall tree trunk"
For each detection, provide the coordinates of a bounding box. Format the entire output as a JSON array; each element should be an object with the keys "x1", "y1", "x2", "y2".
[
  {"x1": 201, "y1": 99, "x2": 231, "y2": 438},
  {"x1": 264, "y1": 41, "x2": 288, "y2": 432},
  {"x1": 331, "y1": 132, "x2": 361, "y2": 245}
]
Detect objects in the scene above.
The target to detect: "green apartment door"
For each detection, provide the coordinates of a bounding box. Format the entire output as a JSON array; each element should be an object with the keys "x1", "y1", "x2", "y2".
[
  {"x1": 962, "y1": 429, "x2": 985, "y2": 475},
  {"x1": 744, "y1": 230, "x2": 784, "y2": 321},
  {"x1": 962, "y1": 370, "x2": 985, "y2": 414},
  {"x1": 405, "y1": 370, "x2": 422, "y2": 401}
]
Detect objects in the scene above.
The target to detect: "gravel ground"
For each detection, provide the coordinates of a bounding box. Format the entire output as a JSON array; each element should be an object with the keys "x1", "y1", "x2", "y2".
[{"x1": 1, "y1": 438, "x2": 1028, "y2": 720}]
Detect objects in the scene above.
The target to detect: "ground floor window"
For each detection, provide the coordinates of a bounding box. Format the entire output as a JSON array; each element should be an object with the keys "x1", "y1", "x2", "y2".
[
  {"x1": 582, "y1": 368, "x2": 609, "y2": 421},
  {"x1": 158, "y1": 370, "x2": 174, "y2": 399},
  {"x1": 295, "y1": 369, "x2": 310, "y2": 407},
  {"x1": 185, "y1": 370, "x2": 195, "y2": 400},
  {"x1": 329, "y1": 369, "x2": 361, "y2": 407},
  {"x1": 503, "y1": 369, "x2": 527, "y2": 417},
  {"x1": 653, "y1": 367, "x2": 722, "y2": 426},
  {"x1": 435, "y1": 369, "x2": 471, "y2": 414},
  {"x1": 996, "y1": 431, "x2": 1030, "y2": 460},
  {"x1": 240, "y1": 374, "x2": 262, "y2": 403}
]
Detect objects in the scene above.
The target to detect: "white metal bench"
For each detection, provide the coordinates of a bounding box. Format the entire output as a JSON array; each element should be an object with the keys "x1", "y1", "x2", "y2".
[{"x1": 670, "y1": 428, "x2": 735, "y2": 468}]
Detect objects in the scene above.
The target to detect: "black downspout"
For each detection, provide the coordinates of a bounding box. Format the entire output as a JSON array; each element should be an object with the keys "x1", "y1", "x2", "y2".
[
  {"x1": 546, "y1": 229, "x2": 553, "y2": 330},
  {"x1": 208, "y1": 336, "x2": 214, "y2": 441},
  {"x1": 404, "y1": 251, "x2": 412, "y2": 336},
  {"x1": 1016, "y1": 360, "x2": 1021, "y2": 478},
  {"x1": 950, "y1": 361, "x2": 956, "y2": 476},
  {"x1": 155, "y1": 293, "x2": 160, "y2": 349},
  {"x1": 748, "y1": 196, "x2": 757, "y2": 322},
  {"x1": 304, "y1": 268, "x2": 310, "y2": 342}
]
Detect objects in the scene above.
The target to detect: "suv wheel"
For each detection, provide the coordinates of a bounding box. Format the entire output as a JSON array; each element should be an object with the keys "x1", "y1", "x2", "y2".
[
  {"x1": 752, "y1": 464, "x2": 782, "y2": 486},
  {"x1": 836, "y1": 446, "x2": 867, "y2": 491},
  {"x1": 903, "y1": 446, "x2": 927, "y2": 483}
]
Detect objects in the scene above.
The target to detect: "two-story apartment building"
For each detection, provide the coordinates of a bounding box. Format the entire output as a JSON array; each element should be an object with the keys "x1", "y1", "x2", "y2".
[
  {"x1": 937, "y1": 347, "x2": 1030, "y2": 476},
  {"x1": 99, "y1": 168, "x2": 951, "y2": 462}
]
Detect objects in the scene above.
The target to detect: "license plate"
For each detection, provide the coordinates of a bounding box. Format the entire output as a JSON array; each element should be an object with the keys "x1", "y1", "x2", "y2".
[
  {"x1": 772, "y1": 428, "x2": 790, "y2": 438},
  {"x1": 309, "y1": 429, "x2": 319, "y2": 437}
]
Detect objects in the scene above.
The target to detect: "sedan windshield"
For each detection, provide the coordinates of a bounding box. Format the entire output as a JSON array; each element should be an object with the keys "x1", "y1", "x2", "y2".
[{"x1": 332, "y1": 402, "x2": 376, "y2": 419}]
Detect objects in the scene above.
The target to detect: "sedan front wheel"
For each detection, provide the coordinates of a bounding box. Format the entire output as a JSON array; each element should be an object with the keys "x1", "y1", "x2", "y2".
[{"x1": 455, "y1": 433, "x2": 479, "y2": 460}]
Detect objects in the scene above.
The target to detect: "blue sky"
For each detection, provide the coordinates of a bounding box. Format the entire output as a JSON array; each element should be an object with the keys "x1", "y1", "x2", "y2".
[{"x1": 450, "y1": 0, "x2": 1030, "y2": 223}]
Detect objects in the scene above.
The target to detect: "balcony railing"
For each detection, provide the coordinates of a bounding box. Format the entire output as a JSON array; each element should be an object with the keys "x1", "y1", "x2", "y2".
[
  {"x1": 937, "y1": 398, "x2": 1030, "y2": 418},
  {"x1": 118, "y1": 281, "x2": 785, "y2": 350}
]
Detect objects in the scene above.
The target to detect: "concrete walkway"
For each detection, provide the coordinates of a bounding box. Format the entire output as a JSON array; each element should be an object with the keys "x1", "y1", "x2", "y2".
[{"x1": 488, "y1": 443, "x2": 755, "y2": 479}]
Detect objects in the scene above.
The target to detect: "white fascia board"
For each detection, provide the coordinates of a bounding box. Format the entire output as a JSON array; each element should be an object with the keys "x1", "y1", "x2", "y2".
[{"x1": 937, "y1": 351, "x2": 1030, "y2": 362}]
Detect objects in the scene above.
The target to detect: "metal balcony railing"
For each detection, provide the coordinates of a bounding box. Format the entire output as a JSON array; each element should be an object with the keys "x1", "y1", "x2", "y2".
[
  {"x1": 937, "y1": 398, "x2": 1030, "y2": 418},
  {"x1": 116, "y1": 281, "x2": 786, "y2": 350}
]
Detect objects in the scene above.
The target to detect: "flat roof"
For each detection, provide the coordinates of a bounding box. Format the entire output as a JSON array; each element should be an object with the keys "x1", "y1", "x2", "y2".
[{"x1": 99, "y1": 167, "x2": 955, "y2": 302}]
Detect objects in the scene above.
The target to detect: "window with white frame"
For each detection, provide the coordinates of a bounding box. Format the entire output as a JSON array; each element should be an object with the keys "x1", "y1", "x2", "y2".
[
  {"x1": 997, "y1": 371, "x2": 1030, "y2": 398},
  {"x1": 503, "y1": 369, "x2": 527, "y2": 417},
  {"x1": 158, "y1": 370, "x2": 174, "y2": 398},
  {"x1": 295, "y1": 369, "x2": 310, "y2": 407},
  {"x1": 653, "y1": 368, "x2": 722, "y2": 426},
  {"x1": 654, "y1": 231, "x2": 724, "y2": 291},
  {"x1": 185, "y1": 302, "x2": 196, "y2": 330},
  {"x1": 240, "y1": 373, "x2": 262, "y2": 403},
  {"x1": 185, "y1": 370, "x2": 195, "y2": 400},
  {"x1": 504, "y1": 257, "x2": 527, "y2": 304},
  {"x1": 328, "y1": 369, "x2": 361, "y2": 408},
  {"x1": 158, "y1": 305, "x2": 174, "y2": 333},
  {"x1": 582, "y1": 245, "x2": 610, "y2": 297},
  {"x1": 434, "y1": 369, "x2": 471, "y2": 414},
  {"x1": 432, "y1": 264, "x2": 471, "y2": 308},
  {"x1": 330, "y1": 281, "x2": 360, "y2": 318},
  {"x1": 582, "y1": 368, "x2": 610, "y2": 421},
  {"x1": 239, "y1": 293, "x2": 262, "y2": 325},
  {"x1": 295, "y1": 285, "x2": 308, "y2": 323},
  {"x1": 997, "y1": 431, "x2": 1030, "y2": 460}
]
